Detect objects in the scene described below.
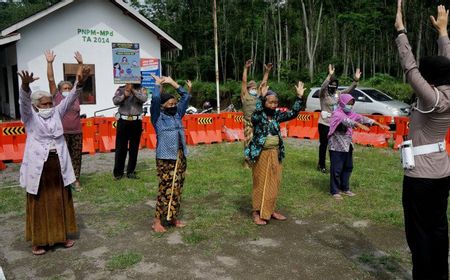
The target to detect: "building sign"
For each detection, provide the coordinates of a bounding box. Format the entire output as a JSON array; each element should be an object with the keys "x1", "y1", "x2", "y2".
[
  {"x1": 112, "y1": 43, "x2": 141, "y2": 84},
  {"x1": 140, "y1": 58, "x2": 160, "y2": 95},
  {"x1": 78, "y1": 28, "x2": 113, "y2": 44}
]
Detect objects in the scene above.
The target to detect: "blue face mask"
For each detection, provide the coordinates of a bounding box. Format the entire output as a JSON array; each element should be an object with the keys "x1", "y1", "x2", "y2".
[
  {"x1": 249, "y1": 89, "x2": 257, "y2": 97},
  {"x1": 343, "y1": 104, "x2": 353, "y2": 113}
]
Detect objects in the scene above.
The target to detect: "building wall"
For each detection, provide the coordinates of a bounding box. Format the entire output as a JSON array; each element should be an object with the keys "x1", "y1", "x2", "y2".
[
  {"x1": 15, "y1": 0, "x2": 161, "y2": 117},
  {"x1": 0, "y1": 44, "x2": 18, "y2": 118}
]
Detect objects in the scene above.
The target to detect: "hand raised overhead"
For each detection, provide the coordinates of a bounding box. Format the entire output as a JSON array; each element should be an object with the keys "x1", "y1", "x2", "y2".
[
  {"x1": 259, "y1": 80, "x2": 268, "y2": 97},
  {"x1": 295, "y1": 81, "x2": 306, "y2": 98},
  {"x1": 150, "y1": 74, "x2": 165, "y2": 85},
  {"x1": 245, "y1": 59, "x2": 253, "y2": 69},
  {"x1": 430, "y1": 5, "x2": 449, "y2": 37},
  {"x1": 264, "y1": 63, "x2": 273, "y2": 72},
  {"x1": 395, "y1": 0, "x2": 405, "y2": 32},
  {"x1": 328, "y1": 64, "x2": 335, "y2": 76},
  {"x1": 18, "y1": 71, "x2": 39, "y2": 84},
  {"x1": 354, "y1": 68, "x2": 361, "y2": 81},
  {"x1": 45, "y1": 50, "x2": 56, "y2": 63},
  {"x1": 74, "y1": 51, "x2": 83, "y2": 64}
]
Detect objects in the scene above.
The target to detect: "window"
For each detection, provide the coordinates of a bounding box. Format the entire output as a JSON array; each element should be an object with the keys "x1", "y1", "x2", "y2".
[
  {"x1": 349, "y1": 89, "x2": 371, "y2": 102},
  {"x1": 63, "y1": 63, "x2": 96, "y2": 104},
  {"x1": 311, "y1": 89, "x2": 320, "y2": 98},
  {"x1": 361, "y1": 89, "x2": 393, "y2": 102}
]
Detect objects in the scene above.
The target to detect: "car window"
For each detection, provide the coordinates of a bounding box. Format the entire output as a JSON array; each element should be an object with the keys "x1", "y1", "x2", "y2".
[
  {"x1": 349, "y1": 89, "x2": 370, "y2": 102},
  {"x1": 361, "y1": 89, "x2": 393, "y2": 101},
  {"x1": 311, "y1": 89, "x2": 320, "y2": 98}
]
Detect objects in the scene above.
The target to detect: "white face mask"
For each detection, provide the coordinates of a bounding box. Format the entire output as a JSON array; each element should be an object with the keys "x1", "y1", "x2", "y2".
[
  {"x1": 249, "y1": 89, "x2": 258, "y2": 96},
  {"x1": 62, "y1": 91, "x2": 70, "y2": 97},
  {"x1": 343, "y1": 104, "x2": 353, "y2": 113},
  {"x1": 36, "y1": 107, "x2": 54, "y2": 119}
]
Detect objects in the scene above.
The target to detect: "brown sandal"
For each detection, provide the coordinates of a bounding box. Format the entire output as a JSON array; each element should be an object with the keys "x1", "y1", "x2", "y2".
[
  {"x1": 271, "y1": 211, "x2": 287, "y2": 221},
  {"x1": 63, "y1": 239, "x2": 75, "y2": 248},
  {"x1": 32, "y1": 246, "x2": 46, "y2": 256}
]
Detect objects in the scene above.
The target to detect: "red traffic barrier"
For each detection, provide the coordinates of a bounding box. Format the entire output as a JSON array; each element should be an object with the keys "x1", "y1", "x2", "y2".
[
  {"x1": 141, "y1": 116, "x2": 156, "y2": 149},
  {"x1": 393, "y1": 117, "x2": 409, "y2": 150},
  {"x1": 95, "y1": 117, "x2": 117, "y2": 152},
  {"x1": 81, "y1": 118, "x2": 96, "y2": 155},
  {"x1": 0, "y1": 121, "x2": 26, "y2": 163},
  {"x1": 352, "y1": 115, "x2": 392, "y2": 148},
  {"x1": 221, "y1": 112, "x2": 244, "y2": 142},
  {"x1": 287, "y1": 112, "x2": 319, "y2": 139},
  {"x1": 185, "y1": 113, "x2": 223, "y2": 145}
]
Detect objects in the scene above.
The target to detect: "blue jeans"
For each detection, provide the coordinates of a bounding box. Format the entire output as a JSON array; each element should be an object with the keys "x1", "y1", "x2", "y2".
[{"x1": 329, "y1": 146, "x2": 353, "y2": 195}]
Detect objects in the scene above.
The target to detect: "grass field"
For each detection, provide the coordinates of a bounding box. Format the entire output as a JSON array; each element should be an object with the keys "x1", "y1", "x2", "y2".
[{"x1": 0, "y1": 139, "x2": 405, "y2": 244}]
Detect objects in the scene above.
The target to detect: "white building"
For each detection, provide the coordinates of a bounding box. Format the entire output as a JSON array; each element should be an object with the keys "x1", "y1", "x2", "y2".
[{"x1": 0, "y1": 0, "x2": 182, "y2": 119}]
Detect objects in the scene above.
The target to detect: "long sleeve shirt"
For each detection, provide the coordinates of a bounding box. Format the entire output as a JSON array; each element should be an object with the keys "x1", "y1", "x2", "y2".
[
  {"x1": 150, "y1": 85, "x2": 191, "y2": 160},
  {"x1": 396, "y1": 34, "x2": 450, "y2": 178},
  {"x1": 328, "y1": 116, "x2": 374, "y2": 152},
  {"x1": 318, "y1": 79, "x2": 358, "y2": 126},
  {"x1": 19, "y1": 84, "x2": 81, "y2": 194},
  {"x1": 113, "y1": 86, "x2": 148, "y2": 116}
]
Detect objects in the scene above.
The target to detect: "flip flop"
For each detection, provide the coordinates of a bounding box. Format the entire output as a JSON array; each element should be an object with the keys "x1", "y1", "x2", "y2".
[
  {"x1": 32, "y1": 246, "x2": 46, "y2": 256},
  {"x1": 63, "y1": 239, "x2": 75, "y2": 248},
  {"x1": 271, "y1": 212, "x2": 287, "y2": 221}
]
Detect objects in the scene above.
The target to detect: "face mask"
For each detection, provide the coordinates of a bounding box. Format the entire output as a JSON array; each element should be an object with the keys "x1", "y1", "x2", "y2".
[
  {"x1": 264, "y1": 107, "x2": 276, "y2": 116},
  {"x1": 328, "y1": 86, "x2": 337, "y2": 95},
  {"x1": 164, "y1": 106, "x2": 177, "y2": 116},
  {"x1": 249, "y1": 89, "x2": 258, "y2": 96},
  {"x1": 343, "y1": 104, "x2": 353, "y2": 113},
  {"x1": 36, "y1": 107, "x2": 54, "y2": 119},
  {"x1": 62, "y1": 91, "x2": 70, "y2": 97}
]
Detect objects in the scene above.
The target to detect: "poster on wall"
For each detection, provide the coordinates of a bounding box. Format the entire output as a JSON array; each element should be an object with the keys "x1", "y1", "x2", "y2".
[
  {"x1": 112, "y1": 43, "x2": 141, "y2": 84},
  {"x1": 140, "y1": 58, "x2": 160, "y2": 95}
]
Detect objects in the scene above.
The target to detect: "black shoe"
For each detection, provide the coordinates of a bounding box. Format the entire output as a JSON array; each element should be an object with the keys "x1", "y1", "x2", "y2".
[
  {"x1": 126, "y1": 172, "x2": 140, "y2": 179},
  {"x1": 317, "y1": 165, "x2": 328, "y2": 174},
  {"x1": 114, "y1": 175, "x2": 123, "y2": 181}
]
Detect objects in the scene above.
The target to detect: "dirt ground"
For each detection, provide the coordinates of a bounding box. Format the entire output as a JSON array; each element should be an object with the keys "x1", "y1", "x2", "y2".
[{"x1": 0, "y1": 142, "x2": 412, "y2": 280}]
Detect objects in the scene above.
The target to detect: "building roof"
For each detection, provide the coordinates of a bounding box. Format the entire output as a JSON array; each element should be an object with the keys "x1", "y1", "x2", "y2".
[{"x1": 0, "y1": 0, "x2": 182, "y2": 50}]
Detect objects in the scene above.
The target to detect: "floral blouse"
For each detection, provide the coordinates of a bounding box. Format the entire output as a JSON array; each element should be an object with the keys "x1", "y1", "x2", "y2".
[{"x1": 245, "y1": 97, "x2": 302, "y2": 162}]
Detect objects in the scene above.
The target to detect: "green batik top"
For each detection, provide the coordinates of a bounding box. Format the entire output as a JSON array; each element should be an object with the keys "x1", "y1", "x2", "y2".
[{"x1": 245, "y1": 97, "x2": 302, "y2": 162}]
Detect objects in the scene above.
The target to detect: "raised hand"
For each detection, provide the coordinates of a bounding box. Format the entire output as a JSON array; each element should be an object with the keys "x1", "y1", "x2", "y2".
[
  {"x1": 328, "y1": 64, "x2": 335, "y2": 76},
  {"x1": 395, "y1": 0, "x2": 405, "y2": 32},
  {"x1": 185, "y1": 80, "x2": 192, "y2": 92},
  {"x1": 264, "y1": 63, "x2": 273, "y2": 72},
  {"x1": 259, "y1": 80, "x2": 268, "y2": 97},
  {"x1": 245, "y1": 59, "x2": 253, "y2": 69},
  {"x1": 150, "y1": 74, "x2": 165, "y2": 85},
  {"x1": 354, "y1": 68, "x2": 361, "y2": 81},
  {"x1": 294, "y1": 81, "x2": 306, "y2": 98},
  {"x1": 18, "y1": 71, "x2": 39, "y2": 84},
  {"x1": 430, "y1": 5, "x2": 449, "y2": 37},
  {"x1": 76, "y1": 66, "x2": 90, "y2": 85},
  {"x1": 74, "y1": 51, "x2": 83, "y2": 64},
  {"x1": 45, "y1": 50, "x2": 56, "y2": 63},
  {"x1": 161, "y1": 76, "x2": 180, "y2": 89},
  {"x1": 124, "y1": 83, "x2": 132, "y2": 97}
]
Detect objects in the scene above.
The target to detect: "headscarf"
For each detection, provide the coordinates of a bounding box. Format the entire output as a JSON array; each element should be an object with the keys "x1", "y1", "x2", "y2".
[
  {"x1": 328, "y1": 94, "x2": 362, "y2": 137},
  {"x1": 247, "y1": 80, "x2": 257, "y2": 89},
  {"x1": 419, "y1": 56, "x2": 450, "y2": 86},
  {"x1": 160, "y1": 93, "x2": 175, "y2": 105}
]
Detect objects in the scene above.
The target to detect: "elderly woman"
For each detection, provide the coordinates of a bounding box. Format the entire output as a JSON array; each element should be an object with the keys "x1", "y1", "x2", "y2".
[
  {"x1": 241, "y1": 59, "x2": 273, "y2": 167},
  {"x1": 19, "y1": 63, "x2": 88, "y2": 255},
  {"x1": 396, "y1": 2, "x2": 450, "y2": 278},
  {"x1": 245, "y1": 81, "x2": 305, "y2": 225},
  {"x1": 150, "y1": 75, "x2": 191, "y2": 233},
  {"x1": 328, "y1": 94, "x2": 389, "y2": 200},
  {"x1": 316, "y1": 65, "x2": 360, "y2": 173},
  {"x1": 45, "y1": 50, "x2": 84, "y2": 191}
]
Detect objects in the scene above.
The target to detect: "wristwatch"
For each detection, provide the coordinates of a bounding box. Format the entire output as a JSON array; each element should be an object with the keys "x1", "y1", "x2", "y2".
[{"x1": 397, "y1": 28, "x2": 407, "y2": 35}]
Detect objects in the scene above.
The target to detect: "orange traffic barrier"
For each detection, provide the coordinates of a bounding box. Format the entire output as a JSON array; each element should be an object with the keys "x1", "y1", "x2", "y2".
[
  {"x1": 81, "y1": 118, "x2": 96, "y2": 155},
  {"x1": 95, "y1": 117, "x2": 117, "y2": 152},
  {"x1": 185, "y1": 113, "x2": 223, "y2": 145},
  {"x1": 141, "y1": 116, "x2": 156, "y2": 149},
  {"x1": 0, "y1": 160, "x2": 6, "y2": 170},
  {"x1": 352, "y1": 115, "x2": 392, "y2": 148},
  {"x1": 287, "y1": 112, "x2": 319, "y2": 139},
  {"x1": 0, "y1": 121, "x2": 26, "y2": 163},
  {"x1": 393, "y1": 117, "x2": 409, "y2": 150},
  {"x1": 221, "y1": 112, "x2": 244, "y2": 142}
]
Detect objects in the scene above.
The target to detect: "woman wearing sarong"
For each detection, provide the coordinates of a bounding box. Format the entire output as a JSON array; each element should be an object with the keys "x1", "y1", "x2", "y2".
[
  {"x1": 245, "y1": 81, "x2": 305, "y2": 225},
  {"x1": 150, "y1": 75, "x2": 191, "y2": 233},
  {"x1": 241, "y1": 59, "x2": 273, "y2": 167},
  {"x1": 19, "y1": 60, "x2": 89, "y2": 255}
]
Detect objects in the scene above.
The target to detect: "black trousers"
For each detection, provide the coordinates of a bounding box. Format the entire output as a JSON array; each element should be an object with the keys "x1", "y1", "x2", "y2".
[
  {"x1": 403, "y1": 175, "x2": 450, "y2": 280},
  {"x1": 113, "y1": 119, "x2": 143, "y2": 177},
  {"x1": 318, "y1": 123, "x2": 329, "y2": 168},
  {"x1": 329, "y1": 146, "x2": 353, "y2": 195}
]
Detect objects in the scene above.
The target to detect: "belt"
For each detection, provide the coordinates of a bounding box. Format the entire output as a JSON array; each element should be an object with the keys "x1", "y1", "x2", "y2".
[
  {"x1": 49, "y1": 149, "x2": 57, "y2": 154},
  {"x1": 119, "y1": 114, "x2": 142, "y2": 121},
  {"x1": 413, "y1": 141, "x2": 446, "y2": 156}
]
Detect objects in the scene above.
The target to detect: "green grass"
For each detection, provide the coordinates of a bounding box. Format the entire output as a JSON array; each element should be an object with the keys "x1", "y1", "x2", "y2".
[
  {"x1": 106, "y1": 251, "x2": 143, "y2": 270},
  {"x1": 0, "y1": 140, "x2": 406, "y2": 243}
]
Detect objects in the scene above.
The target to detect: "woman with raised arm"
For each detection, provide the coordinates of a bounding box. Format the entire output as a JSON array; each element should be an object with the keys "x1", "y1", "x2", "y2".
[
  {"x1": 45, "y1": 50, "x2": 84, "y2": 191},
  {"x1": 150, "y1": 75, "x2": 191, "y2": 233},
  {"x1": 241, "y1": 59, "x2": 273, "y2": 167},
  {"x1": 316, "y1": 64, "x2": 361, "y2": 174},
  {"x1": 245, "y1": 81, "x2": 304, "y2": 225},
  {"x1": 396, "y1": 2, "x2": 450, "y2": 278},
  {"x1": 19, "y1": 58, "x2": 89, "y2": 255}
]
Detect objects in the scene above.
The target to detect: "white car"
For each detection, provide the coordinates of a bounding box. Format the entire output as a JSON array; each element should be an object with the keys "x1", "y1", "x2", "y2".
[{"x1": 305, "y1": 86, "x2": 411, "y2": 117}]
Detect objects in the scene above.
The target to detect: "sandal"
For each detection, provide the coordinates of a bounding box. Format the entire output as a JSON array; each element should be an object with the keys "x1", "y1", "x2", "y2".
[
  {"x1": 332, "y1": 194, "x2": 343, "y2": 200},
  {"x1": 271, "y1": 211, "x2": 287, "y2": 221},
  {"x1": 32, "y1": 246, "x2": 46, "y2": 256},
  {"x1": 343, "y1": 191, "x2": 356, "y2": 197},
  {"x1": 74, "y1": 181, "x2": 82, "y2": 192},
  {"x1": 63, "y1": 239, "x2": 75, "y2": 248},
  {"x1": 252, "y1": 212, "x2": 267, "y2": 225},
  {"x1": 152, "y1": 220, "x2": 167, "y2": 233}
]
